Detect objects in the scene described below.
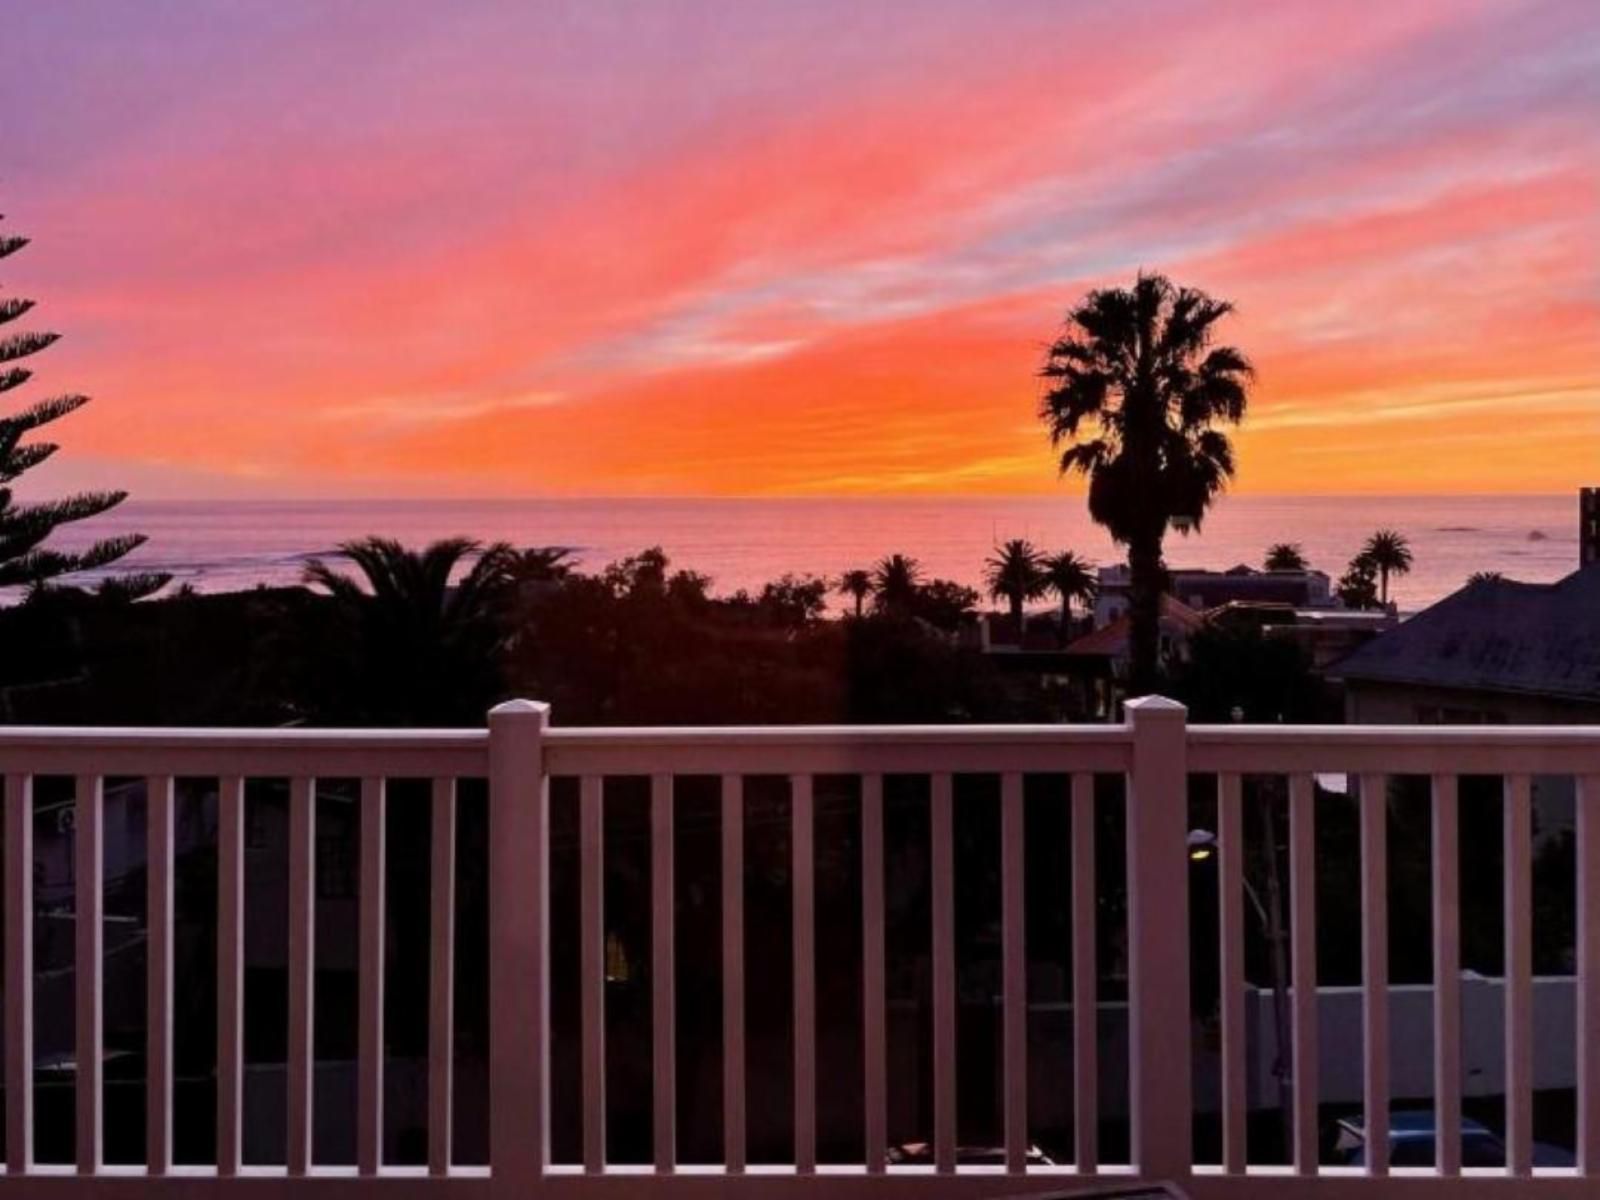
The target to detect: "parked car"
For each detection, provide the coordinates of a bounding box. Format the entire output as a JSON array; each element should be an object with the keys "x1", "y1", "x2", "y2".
[{"x1": 1331, "y1": 1109, "x2": 1575, "y2": 1167}]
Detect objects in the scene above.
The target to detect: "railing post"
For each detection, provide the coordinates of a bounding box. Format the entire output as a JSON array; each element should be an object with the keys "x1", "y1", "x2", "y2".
[
  {"x1": 1125, "y1": 695, "x2": 1191, "y2": 1181},
  {"x1": 489, "y1": 700, "x2": 551, "y2": 1196}
]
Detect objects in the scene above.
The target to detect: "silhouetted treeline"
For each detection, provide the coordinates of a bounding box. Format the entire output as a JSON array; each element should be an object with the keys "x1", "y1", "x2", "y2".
[{"x1": 0, "y1": 545, "x2": 1061, "y2": 727}]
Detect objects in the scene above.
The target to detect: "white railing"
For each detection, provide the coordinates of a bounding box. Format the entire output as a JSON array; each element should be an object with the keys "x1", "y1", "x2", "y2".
[{"x1": 0, "y1": 697, "x2": 1597, "y2": 1196}]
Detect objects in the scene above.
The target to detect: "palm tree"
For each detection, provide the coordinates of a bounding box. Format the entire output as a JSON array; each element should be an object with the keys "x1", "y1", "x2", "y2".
[
  {"x1": 1041, "y1": 273, "x2": 1253, "y2": 692},
  {"x1": 871, "y1": 553, "x2": 922, "y2": 617},
  {"x1": 1467, "y1": 570, "x2": 1504, "y2": 586},
  {"x1": 1264, "y1": 543, "x2": 1307, "y2": 571},
  {"x1": 984, "y1": 539, "x2": 1047, "y2": 639},
  {"x1": 1042, "y1": 550, "x2": 1097, "y2": 644},
  {"x1": 1361, "y1": 530, "x2": 1413, "y2": 607},
  {"x1": 304, "y1": 537, "x2": 514, "y2": 723},
  {"x1": 837, "y1": 568, "x2": 873, "y2": 618},
  {"x1": 500, "y1": 545, "x2": 574, "y2": 584}
]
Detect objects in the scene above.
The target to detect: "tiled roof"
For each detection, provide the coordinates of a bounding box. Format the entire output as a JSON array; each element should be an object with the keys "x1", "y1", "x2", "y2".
[{"x1": 1062, "y1": 595, "x2": 1205, "y2": 658}]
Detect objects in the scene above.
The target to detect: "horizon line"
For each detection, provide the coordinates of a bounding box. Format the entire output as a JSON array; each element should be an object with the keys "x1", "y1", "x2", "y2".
[{"x1": 114, "y1": 489, "x2": 1584, "y2": 505}]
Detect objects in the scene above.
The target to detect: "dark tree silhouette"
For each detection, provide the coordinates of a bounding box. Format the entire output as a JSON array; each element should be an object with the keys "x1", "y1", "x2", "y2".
[
  {"x1": 871, "y1": 553, "x2": 922, "y2": 617},
  {"x1": 303, "y1": 537, "x2": 514, "y2": 723},
  {"x1": 1042, "y1": 549, "x2": 1097, "y2": 645},
  {"x1": 1041, "y1": 273, "x2": 1253, "y2": 692},
  {"x1": 500, "y1": 545, "x2": 573, "y2": 584},
  {"x1": 1336, "y1": 553, "x2": 1380, "y2": 610},
  {"x1": 1264, "y1": 543, "x2": 1307, "y2": 571},
  {"x1": 836, "y1": 568, "x2": 872, "y2": 618},
  {"x1": 1361, "y1": 529, "x2": 1413, "y2": 606},
  {"x1": 984, "y1": 538, "x2": 1047, "y2": 638},
  {"x1": 0, "y1": 214, "x2": 165, "y2": 596}
]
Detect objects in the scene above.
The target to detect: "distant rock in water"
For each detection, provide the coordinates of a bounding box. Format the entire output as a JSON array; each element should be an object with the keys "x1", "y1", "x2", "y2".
[{"x1": 1528, "y1": 530, "x2": 1547, "y2": 541}]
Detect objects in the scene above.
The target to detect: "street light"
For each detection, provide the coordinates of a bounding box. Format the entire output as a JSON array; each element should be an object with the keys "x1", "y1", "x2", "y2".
[{"x1": 1189, "y1": 823, "x2": 1294, "y2": 1157}]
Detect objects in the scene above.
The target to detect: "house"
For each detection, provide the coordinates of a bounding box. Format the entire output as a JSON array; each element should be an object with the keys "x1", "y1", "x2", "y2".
[
  {"x1": 974, "y1": 610, "x2": 1088, "y2": 653},
  {"x1": 1093, "y1": 563, "x2": 1335, "y2": 626},
  {"x1": 1059, "y1": 595, "x2": 1207, "y2": 718},
  {"x1": 1333, "y1": 566, "x2": 1600, "y2": 725}
]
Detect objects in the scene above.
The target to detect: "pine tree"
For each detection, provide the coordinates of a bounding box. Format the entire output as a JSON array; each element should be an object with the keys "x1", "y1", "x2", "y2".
[{"x1": 0, "y1": 214, "x2": 165, "y2": 597}]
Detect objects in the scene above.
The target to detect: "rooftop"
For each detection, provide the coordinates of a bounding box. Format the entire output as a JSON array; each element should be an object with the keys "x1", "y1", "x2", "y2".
[{"x1": 1333, "y1": 566, "x2": 1600, "y2": 703}]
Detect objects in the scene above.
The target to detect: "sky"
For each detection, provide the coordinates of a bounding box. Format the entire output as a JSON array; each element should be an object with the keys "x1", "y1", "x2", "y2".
[{"x1": 3, "y1": 0, "x2": 1597, "y2": 499}]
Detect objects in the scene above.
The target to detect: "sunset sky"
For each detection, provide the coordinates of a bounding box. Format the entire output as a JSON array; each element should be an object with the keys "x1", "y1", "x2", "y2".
[{"x1": 5, "y1": 0, "x2": 1597, "y2": 499}]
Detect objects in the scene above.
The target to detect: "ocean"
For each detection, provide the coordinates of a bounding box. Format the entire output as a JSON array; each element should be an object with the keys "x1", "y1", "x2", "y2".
[{"x1": 47, "y1": 494, "x2": 1582, "y2": 614}]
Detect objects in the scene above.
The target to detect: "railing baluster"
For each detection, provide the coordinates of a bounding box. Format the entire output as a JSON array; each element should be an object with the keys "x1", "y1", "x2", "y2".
[
  {"x1": 651, "y1": 772, "x2": 675, "y2": 1174},
  {"x1": 1289, "y1": 773, "x2": 1317, "y2": 1176},
  {"x1": 5, "y1": 773, "x2": 33, "y2": 1175},
  {"x1": 1001, "y1": 772, "x2": 1027, "y2": 1174},
  {"x1": 358, "y1": 777, "x2": 386, "y2": 1175},
  {"x1": 792, "y1": 774, "x2": 816, "y2": 1173},
  {"x1": 428, "y1": 777, "x2": 455, "y2": 1177},
  {"x1": 216, "y1": 776, "x2": 244, "y2": 1176},
  {"x1": 1070, "y1": 772, "x2": 1097, "y2": 1175},
  {"x1": 146, "y1": 775, "x2": 174, "y2": 1176},
  {"x1": 1359, "y1": 773, "x2": 1389, "y2": 1177},
  {"x1": 1433, "y1": 773, "x2": 1461, "y2": 1177},
  {"x1": 1218, "y1": 772, "x2": 1246, "y2": 1174},
  {"x1": 861, "y1": 773, "x2": 886, "y2": 1175},
  {"x1": 1580, "y1": 773, "x2": 1600, "y2": 1175},
  {"x1": 931, "y1": 771, "x2": 956, "y2": 1174},
  {"x1": 287, "y1": 776, "x2": 315, "y2": 1176},
  {"x1": 721, "y1": 774, "x2": 746, "y2": 1174},
  {"x1": 75, "y1": 773, "x2": 103, "y2": 1176},
  {"x1": 1505, "y1": 773, "x2": 1533, "y2": 1177},
  {"x1": 580, "y1": 775, "x2": 606, "y2": 1174}
]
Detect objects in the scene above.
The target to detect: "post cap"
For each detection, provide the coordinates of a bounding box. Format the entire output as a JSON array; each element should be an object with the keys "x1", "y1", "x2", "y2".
[
  {"x1": 1124, "y1": 694, "x2": 1187, "y2": 719},
  {"x1": 488, "y1": 699, "x2": 551, "y2": 724}
]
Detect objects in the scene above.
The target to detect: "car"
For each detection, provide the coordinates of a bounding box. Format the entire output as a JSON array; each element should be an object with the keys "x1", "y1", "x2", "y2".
[{"x1": 1331, "y1": 1108, "x2": 1575, "y2": 1168}]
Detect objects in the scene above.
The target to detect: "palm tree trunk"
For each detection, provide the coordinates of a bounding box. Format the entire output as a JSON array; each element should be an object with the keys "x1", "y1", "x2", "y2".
[
  {"x1": 1011, "y1": 593, "x2": 1024, "y2": 640},
  {"x1": 1127, "y1": 533, "x2": 1164, "y2": 695},
  {"x1": 1380, "y1": 567, "x2": 1390, "y2": 607},
  {"x1": 1058, "y1": 598, "x2": 1071, "y2": 648},
  {"x1": 854, "y1": 593, "x2": 863, "y2": 619}
]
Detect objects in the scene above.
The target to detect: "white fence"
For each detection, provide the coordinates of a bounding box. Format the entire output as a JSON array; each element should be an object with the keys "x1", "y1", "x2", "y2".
[{"x1": 1, "y1": 697, "x2": 1598, "y2": 1196}]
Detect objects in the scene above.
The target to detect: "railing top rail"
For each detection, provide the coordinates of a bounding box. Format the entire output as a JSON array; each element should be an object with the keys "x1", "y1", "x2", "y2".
[
  {"x1": 0, "y1": 726, "x2": 488, "y2": 747},
  {"x1": 0, "y1": 714, "x2": 1594, "y2": 779},
  {"x1": 544, "y1": 722, "x2": 1134, "y2": 775},
  {"x1": 546, "y1": 721, "x2": 1135, "y2": 744},
  {"x1": 1192, "y1": 722, "x2": 1600, "y2": 741},
  {"x1": 1190, "y1": 722, "x2": 1600, "y2": 775},
  {"x1": 0, "y1": 726, "x2": 488, "y2": 778}
]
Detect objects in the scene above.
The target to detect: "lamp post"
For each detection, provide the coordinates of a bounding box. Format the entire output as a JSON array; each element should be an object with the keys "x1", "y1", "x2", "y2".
[{"x1": 1189, "y1": 825, "x2": 1294, "y2": 1159}]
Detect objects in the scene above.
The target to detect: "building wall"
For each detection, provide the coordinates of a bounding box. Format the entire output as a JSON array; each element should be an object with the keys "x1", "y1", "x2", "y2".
[
  {"x1": 1584, "y1": 487, "x2": 1599, "y2": 568},
  {"x1": 1345, "y1": 680, "x2": 1600, "y2": 726},
  {"x1": 1244, "y1": 974, "x2": 1581, "y2": 1109}
]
